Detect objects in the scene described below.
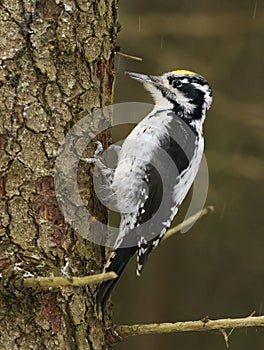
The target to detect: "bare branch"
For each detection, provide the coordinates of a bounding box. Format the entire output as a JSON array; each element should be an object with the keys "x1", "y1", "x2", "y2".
[
  {"x1": 116, "y1": 52, "x2": 143, "y2": 61},
  {"x1": 162, "y1": 206, "x2": 214, "y2": 242},
  {"x1": 23, "y1": 271, "x2": 117, "y2": 288},
  {"x1": 22, "y1": 208, "x2": 213, "y2": 288},
  {"x1": 116, "y1": 315, "x2": 264, "y2": 339}
]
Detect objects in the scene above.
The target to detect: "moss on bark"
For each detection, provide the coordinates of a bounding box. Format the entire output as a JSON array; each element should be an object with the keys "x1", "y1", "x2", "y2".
[{"x1": 0, "y1": 0, "x2": 118, "y2": 348}]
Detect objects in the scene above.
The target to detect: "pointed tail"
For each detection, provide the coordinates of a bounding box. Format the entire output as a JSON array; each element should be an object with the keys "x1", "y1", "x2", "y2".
[{"x1": 97, "y1": 246, "x2": 137, "y2": 314}]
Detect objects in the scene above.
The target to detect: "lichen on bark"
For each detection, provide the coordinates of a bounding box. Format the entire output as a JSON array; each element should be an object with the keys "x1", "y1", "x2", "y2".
[{"x1": 0, "y1": 0, "x2": 118, "y2": 348}]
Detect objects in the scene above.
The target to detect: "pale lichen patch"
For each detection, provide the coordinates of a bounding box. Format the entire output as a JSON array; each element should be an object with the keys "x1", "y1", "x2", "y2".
[
  {"x1": 0, "y1": 21, "x2": 25, "y2": 60},
  {"x1": 5, "y1": 161, "x2": 32, "y2": 197},
  {"x1": 84, "y1": 37, "x2": 102, "y2": 63},
  {"x1": 24, "y1": 102, "x2": 49, "y2": 133},
  {"x1": 8, "y1": 196, "x2": 37, "y2": 250},
  {"x1": 18, "y1": 129, "x2": 47, "y2": 172}
]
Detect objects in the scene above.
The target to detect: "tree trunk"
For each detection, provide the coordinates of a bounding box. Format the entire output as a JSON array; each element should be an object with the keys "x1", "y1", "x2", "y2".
[{"x1": 0, "y1": 0, "x2": 118, "y2": 349}]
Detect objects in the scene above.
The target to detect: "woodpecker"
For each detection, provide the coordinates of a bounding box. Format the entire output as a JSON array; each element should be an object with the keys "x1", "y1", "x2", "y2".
[{"x1": 95, "y1": 70, "x2": 213, "y2": 313}]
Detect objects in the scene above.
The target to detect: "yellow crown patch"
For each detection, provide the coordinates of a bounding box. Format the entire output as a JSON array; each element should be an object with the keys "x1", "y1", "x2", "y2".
[{"x1": 172, "y1": 69, "x2": 197, "y2": 75}]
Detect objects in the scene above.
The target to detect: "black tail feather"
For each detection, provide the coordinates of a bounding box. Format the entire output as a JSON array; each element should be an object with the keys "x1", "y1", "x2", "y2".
[{"x1": 97, "y1": 246, "x2": 137, "y2": 314}]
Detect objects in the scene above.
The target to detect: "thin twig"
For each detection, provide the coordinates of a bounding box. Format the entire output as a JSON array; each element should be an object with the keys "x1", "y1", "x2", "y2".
[
  {"x1": 116, "y1": 52, "x2": 143, "y2": 61},
  {"x1": 248, "y1": 310, "x2": 256, "y2": 317},
  {"x1": 23, "y1": 271, "x2": 117, "y2": 288},
  {"x1": 219, "y1": 328, "x2": 230, "y2": 348},
  {"x1": 116, "y1": 315, "x2": 264, "y2": 339},
  {"x1": 162, "y1": 206, "x2": 214, "y2": 242}
]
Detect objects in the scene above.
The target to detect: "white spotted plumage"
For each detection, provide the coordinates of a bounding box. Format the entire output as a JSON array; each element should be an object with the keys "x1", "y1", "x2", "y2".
[{"x1": 97, "y1": 69, "x2": 213, "y2": 312}]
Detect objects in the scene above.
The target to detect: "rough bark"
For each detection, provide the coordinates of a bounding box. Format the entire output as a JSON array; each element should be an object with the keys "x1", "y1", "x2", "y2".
[{"x1": 0, "y1": 0, "x2": 118, "y2": 349}]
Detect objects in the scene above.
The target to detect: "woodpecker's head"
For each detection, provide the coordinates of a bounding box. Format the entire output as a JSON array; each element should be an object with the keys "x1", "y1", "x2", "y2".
[{"x1": 126, "y1": 70, "x2": 212, "y2": 122}]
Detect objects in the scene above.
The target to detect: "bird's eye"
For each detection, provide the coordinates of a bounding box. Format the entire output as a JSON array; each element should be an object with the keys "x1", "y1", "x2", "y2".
[{"x1": 172, "y1": 80, "x2": 182, "y2": 88}]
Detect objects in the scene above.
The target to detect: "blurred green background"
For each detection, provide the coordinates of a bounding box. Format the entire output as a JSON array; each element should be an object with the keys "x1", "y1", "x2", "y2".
[{"x1": 111, "y1": 1, "x2": 264, "y2": 349}]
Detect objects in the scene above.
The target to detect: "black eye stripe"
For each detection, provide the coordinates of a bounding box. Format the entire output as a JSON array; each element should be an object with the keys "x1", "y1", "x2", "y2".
[
  {"x1": 168, "y1": 76, "x2": 183, "y2": 87},
  {"x1": 167, "y1": 75, "x2": 208, "y2": 88}
]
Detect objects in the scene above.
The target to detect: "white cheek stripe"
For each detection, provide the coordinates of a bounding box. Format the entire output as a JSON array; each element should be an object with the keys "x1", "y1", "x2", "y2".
[
  {"x1": 192, "y1": 82, "x2": 208, "y2": 93},
  {"x1": 175, "y1": 91, "x2": 195, "y2": 113}
]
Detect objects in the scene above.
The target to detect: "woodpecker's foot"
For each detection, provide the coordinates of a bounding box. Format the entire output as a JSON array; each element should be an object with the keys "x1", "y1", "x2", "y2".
[
  {"x1": 80, "y1": 141, "x2": 104, "y2": 164},
  {"x1": 94, "y1": 141, "x2": 104, "y2": 157}
]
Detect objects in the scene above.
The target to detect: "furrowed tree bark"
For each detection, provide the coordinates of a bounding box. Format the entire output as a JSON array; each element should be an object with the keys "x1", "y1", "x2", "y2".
[{"x1": 0, "y1": 1, "x2": 118, "y2": 349}]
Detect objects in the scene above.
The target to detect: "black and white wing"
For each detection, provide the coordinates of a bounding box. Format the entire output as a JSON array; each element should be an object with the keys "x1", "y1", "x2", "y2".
[{"x1": 97, "y1": 113, "x2": 202, "y2": 312}]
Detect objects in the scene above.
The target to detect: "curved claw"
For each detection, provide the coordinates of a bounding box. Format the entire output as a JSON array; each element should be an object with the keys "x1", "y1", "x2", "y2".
[
  {"x1": 94, "y1": 141, "x2": 104, "y2": 157},
  {"x1": 80, "y1": 141, "x2": 104, "y2": 164}
]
